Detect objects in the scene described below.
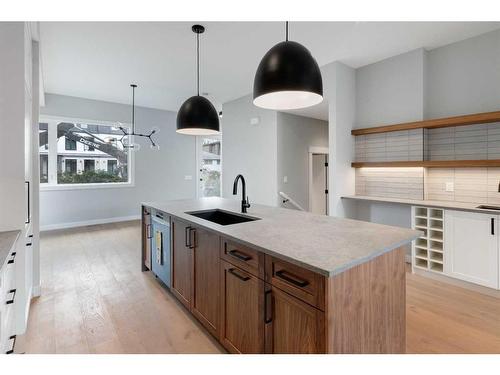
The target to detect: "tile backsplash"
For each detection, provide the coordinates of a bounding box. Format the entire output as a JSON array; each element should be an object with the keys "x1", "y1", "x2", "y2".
[
  {"x1": 426, "y1": 167, "x2": 500, "y2": 205},
  {"x1": 355, "y1": 167, "x2": 424, "y2": 200}
]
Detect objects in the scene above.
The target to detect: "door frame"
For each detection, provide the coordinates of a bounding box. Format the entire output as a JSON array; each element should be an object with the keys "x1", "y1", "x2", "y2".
[{"x1": 308, "y1": 146, "x2": 329, "y2": 215}]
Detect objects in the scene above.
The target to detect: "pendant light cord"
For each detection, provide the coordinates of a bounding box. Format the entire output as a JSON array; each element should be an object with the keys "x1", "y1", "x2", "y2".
[
  {"x1": 197, "y1": 31, "x2": 200, "y2": 96},
  {"x1": 285, "y1": 21, "x2": 289, "y2": 41}
]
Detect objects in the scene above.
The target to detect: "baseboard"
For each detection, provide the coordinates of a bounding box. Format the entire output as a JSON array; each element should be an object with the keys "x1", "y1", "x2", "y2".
[{"x1": 41, "y1": 215, "x2": 140, "y2": 232}]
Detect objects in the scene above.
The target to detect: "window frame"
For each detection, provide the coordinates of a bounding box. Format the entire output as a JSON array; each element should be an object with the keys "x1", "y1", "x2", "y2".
[{"x1": 40, "y1": 115, "x2": 135, "y2": 191}]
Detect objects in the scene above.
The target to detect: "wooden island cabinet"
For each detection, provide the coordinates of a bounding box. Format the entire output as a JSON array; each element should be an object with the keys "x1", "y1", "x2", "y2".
[{"x1": 142, "y1": 206, "x2": 408, "y2": 354}]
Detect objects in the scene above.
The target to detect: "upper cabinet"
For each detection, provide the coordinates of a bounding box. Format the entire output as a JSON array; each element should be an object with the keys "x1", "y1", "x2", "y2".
[{"x1": 444, "y1": 210, "x2": 499, "y2": 289}]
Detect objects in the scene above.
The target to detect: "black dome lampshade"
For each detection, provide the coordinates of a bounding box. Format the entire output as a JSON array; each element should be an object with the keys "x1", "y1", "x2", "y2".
[
  {"x1": 177, "y1": 24, "x2": 220, "y2": 135},
  {"x1": 253, "y1": 22, "x2": 323, "y2": 110}
]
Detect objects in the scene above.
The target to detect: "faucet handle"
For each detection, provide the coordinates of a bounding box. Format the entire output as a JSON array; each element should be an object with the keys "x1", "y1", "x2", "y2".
[{"x1": 247, "y1": 196, "x2": 251, "y2": 208}]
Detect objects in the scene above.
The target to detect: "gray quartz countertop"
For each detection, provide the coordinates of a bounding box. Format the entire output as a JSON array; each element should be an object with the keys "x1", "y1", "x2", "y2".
[
  {"x1": 143, "y1": 197, "x2": 420, "y2": 277},
  {"x1": 342, "y1": 195, "x2": 500, "y2": 214},
  {"x1": 0, "y1": 230, "x2": 20, "y2": 268}
]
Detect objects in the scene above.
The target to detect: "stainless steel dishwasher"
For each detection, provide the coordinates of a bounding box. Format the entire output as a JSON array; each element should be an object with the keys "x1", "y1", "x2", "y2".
[{"x1": 151, "y1": 210, "x2": 171, "y2": 288}]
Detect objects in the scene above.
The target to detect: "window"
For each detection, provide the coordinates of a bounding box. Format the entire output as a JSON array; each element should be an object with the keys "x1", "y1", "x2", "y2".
[
  {"x1": 197, "y1": 136, "x2": 222, "y2": 197},
  {"x1": 39, "y1": 117, "x2": 132, "y2": 187},
  {"x1": 65, "y1": 138, "x2": 77, "y2": 151}
]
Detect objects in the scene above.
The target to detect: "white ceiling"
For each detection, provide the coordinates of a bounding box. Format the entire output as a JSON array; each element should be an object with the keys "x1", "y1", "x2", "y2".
[{"x1": 40, "y1": 21, "x2": 500, "y2": 120}]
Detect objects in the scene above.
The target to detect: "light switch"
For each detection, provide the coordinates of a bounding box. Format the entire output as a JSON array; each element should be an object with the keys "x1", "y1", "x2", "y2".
[
  {"x1": 445, "y1": 182, "x2": 454, "y2": 192},
  {"x1": 283, "y1": 176, "x2": 288, "y2": 183},
  {"x1": 185, "y1": 175, "x2": 193, "y2": 180}
]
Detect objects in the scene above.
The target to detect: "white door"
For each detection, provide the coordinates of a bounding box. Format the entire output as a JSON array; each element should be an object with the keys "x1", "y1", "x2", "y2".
[
  {"x1": 196, "y1": 136, "x2": 222, "y2": 197},
  {"x1": 310, "y1": 154, "x2": 328, "y2": 215},
  {"x1": 445, "y1": 210, "x2": 499, "y2": 288}
]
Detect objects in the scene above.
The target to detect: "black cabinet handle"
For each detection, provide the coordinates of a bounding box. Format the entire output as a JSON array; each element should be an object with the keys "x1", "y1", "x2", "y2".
[
  {"x1": 228, "y1": 268, "x2": 250, "y2": 281},
  {"x1": 185, "y1": 226, "x2": 191, "y2": 248},
  {"x1": 228, "y1": 249, "x2": 252, "y2": 262},
  {"x1": 6, "y1": 289, "x2": 16, "y2": 305},
  {"x1": 275, "y1": 270, "x2": 309, "y2": 288},
  {"x1": 26, "y1": 243, "x2": 32, "y2": 246},
  {"x1": 7, "y1": 252, "x2": 16, "y2": 264},
  {"x1": 491, "y1": 218, "x2": 495, "y2": 235},
  {"x1": 5, "y1": 335, "x2": 16, "y2": 354},
  {"x1": 264, "y1": 289, "x2": 272, "y2": 324},
  {"x1": 189, "y1": 228, "x2": 196, "y2": 249}
]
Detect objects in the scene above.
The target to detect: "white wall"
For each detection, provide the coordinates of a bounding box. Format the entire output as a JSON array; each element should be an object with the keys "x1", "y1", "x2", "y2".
[
  {"x1": 221, "y1": 94, "x2": 278, "y2": 207},
  {"x1": 40, "y1": 94, "x2": 197, "y2": 229},
  {"x1": 276, "y1": 112, "x2": 328, "y2": 211},
  {"x1": 323, "y1": 61, "x2": 357, "y2": 218},
  {"x1": 425, "y1": 29, "x2": 500, "y2": 118}
]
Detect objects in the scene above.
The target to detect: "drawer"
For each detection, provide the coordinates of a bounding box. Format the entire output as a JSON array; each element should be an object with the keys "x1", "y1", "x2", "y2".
[
  {"x1": 220, "y1": 239, "x2": 264, "y2": 279},
  {"x1": 265, "y1": 256, "x2": 325, "y2": 311}
]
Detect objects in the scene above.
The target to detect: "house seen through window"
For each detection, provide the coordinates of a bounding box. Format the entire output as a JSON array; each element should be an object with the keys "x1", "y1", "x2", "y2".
[{"x1": 39, "y1": 119, "x2": 131, "y2": 186}]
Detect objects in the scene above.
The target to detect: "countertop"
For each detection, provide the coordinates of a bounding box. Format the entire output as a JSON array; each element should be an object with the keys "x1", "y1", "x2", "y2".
[
  {"x1": 342, "y1": 195, "x2": 500, "y2": 214},
  {"x1": 143, "y1": 197, "x2": 420, "y2": 277},
  {"x1": 0, "y1": 230, "x2": 20, "y2": 268}
]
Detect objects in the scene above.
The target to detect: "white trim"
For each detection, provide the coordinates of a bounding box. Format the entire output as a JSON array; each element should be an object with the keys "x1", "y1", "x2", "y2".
[
  {"x1": 32, "y1": 285, "x2": 41, "y2": 298},
  {"x1": 308, "y1": 148, "x2": 329, "y2": 214},
  {"x1": 41, "y1": 215, "x2": 140, "y2": 232},
  {"x1": 41, "y1": 181, "x2": 135, "y2": 191}
]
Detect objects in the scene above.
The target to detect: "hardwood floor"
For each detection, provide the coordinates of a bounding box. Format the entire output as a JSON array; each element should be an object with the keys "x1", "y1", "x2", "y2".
[{"x1": 18, "y1": 221, "x2": 500, "y2": 354}]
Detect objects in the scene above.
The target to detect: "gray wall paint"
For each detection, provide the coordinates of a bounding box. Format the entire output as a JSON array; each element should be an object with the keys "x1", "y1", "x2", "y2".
[
  {"x1": 40, "y1": 94, "x2": 197, "y2": 228},
  {"x1": 276, "y1": 112, "x2": 328, "y2": 211},
  {"x1": 221, "y1": 94, "x2": 278, "y2": 207},
  {"x1": 426, "y1": 29, "x2": 500, "y2": 118},
  {"x1": 323, "y1": 61, "x2": 357, "y2": 218},
  {"x1": 355, "y1": 49, "x2": 426, "y2": 128}
]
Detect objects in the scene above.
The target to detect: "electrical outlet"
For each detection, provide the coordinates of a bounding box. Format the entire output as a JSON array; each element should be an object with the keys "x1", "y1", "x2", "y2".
[
  {"x1": 445, "y1": 182, "x2": 454, "y2": 192},
  {"x1": 283, "y1": 176, "x2": 288, "y2": 183},
  {"x1": 250, "y1": 117, "x2": 260, "y2": 125},
  {"x1": 185, "y1": 175, "x2": 193, "y2": 180}
]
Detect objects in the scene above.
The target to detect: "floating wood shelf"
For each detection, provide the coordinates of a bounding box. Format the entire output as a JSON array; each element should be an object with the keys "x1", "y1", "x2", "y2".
[
  {"x1": 351, "y1": 159, "x2": 500, "y2": 168},
  {"x1": 351, "y1": 110, "x2": 500, "y2": 136}
]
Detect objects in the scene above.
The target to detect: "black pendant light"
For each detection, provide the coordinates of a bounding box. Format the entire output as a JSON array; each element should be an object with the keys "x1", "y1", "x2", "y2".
[
  {"x1": 177, "y1": 24, "x2": 220, "y2": 135},
  {"x1": 253, "y1": 22, "x2": 323, "y2": 110}
]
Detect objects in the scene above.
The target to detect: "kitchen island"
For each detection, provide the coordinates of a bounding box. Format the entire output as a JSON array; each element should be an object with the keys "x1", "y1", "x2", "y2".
[{"x1": 141, "y1": 197, "x2": 420, "y2": 354}]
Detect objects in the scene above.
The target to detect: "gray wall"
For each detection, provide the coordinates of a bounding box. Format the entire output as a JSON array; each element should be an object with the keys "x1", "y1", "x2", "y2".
[
  {"x1": 425, "y1": 29, "x2": 500, "y2": 118},
  {"x1": 40, "y1": 94, "x2": 197, "y2": 229},
  {"x1": 221, "y1": 94, "x2": 278, "y2": 207},
  {"x1": 355, "y1": 49, "x2": 426, "y2": 128},
  {"x1": 276, "y1": 112, "x2": 328, "y2": 211}
]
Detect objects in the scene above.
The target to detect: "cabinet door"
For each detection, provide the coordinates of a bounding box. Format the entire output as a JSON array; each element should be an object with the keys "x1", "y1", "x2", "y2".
[
  {"x1": 191, "y1": 227, "x2": 220, "y2": 337},
  {"x1": 445, "y1": 210, "x2": 499, "y2": 289},
  {"x1": 171, "y1": 219, "x2": 193, "y2": 309},
  {"x1": 220, "y1": 260, "x2": 265, "y2": 354},
  {"x1": 265, "y1": 286, "x2": 325, "y2": 354}
]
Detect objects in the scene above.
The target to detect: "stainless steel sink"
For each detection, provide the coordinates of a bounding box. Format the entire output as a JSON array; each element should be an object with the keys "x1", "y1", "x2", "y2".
[
  {"x1": 186, "y1": 209, "x2": 260, "y2": 226},
  {"x1": 476, "y1": 205, "x2": 500, "y2": 210}
]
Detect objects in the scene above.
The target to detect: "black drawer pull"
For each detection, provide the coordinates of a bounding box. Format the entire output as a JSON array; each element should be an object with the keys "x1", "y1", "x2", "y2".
[
  {"x1": 5, "y1": 335, "x2": 16, "y2": 354},
  {"x1": 228, "y1": 268, "x2": 250, "y2": 281},
  {"x1": 275, "y1": 270, "x2": 309, "y2": 288},
  {"x1": 491, "y1": 218, "x2": 495, "y2": 235},
  {"x1": 26, "y1": 243, "x2": 32, "y2": 246},
  {"x1": 5, "y1": 335, "x2": 17, "y2": 354},
  {"x1": 7, "y1": 252, "x2": 16, "y2": 264},
  {"x1": 228, "y1": 249, "x2": 252, "y2": 262},
  {"x1": 264, "y1": 289, "x2": 272, "y2": 324},
  {"x1": 6, "y1": 289, "x2": 16, "y2": 304}
]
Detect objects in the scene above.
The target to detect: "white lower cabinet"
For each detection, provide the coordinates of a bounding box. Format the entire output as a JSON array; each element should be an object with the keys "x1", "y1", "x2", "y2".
[{"x1": 444, "y1": 210, "x2": 499, "y2": 289}]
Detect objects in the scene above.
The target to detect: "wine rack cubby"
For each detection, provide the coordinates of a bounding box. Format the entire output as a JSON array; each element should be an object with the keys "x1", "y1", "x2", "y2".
[{"x1": 411, "y1": 206, "x2": 444, "y2": 274}]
